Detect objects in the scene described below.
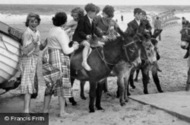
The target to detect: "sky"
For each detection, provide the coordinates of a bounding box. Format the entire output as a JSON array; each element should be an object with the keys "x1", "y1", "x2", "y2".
[{"x1": 1, "y1": 0, "x2": 190, "y2": 5}]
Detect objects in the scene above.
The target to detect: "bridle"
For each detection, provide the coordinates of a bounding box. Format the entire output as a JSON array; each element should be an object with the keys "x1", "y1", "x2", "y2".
[
  {"x1": 96, "y1": 48, "x2": 115, "y2": 70},
  {"x1": 96, "y1": 40, "x2": 138, "y2": 71},
  {"x1": 122, "y1": 41, "x2": 136, "y2": 63}
]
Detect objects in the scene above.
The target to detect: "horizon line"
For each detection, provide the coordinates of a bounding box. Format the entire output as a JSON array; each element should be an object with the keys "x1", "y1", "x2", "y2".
[{"x1": 0, "y1": 3, "x2": 190, "y2": 6}]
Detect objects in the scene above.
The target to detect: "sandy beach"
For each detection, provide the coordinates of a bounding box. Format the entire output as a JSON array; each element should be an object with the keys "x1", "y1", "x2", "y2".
[{"x1": 0, "y1": 21, "x2": 189, "y2": 125}]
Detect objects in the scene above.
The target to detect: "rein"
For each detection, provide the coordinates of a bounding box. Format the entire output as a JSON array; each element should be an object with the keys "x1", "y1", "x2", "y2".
[
  {"x1": 96, "y1": 40, "x2": 136, "y2": 70},
  {"x1": 123, "y1": 41, "x2": 136, "y2": 63},
  {"x1": 96, "y1": 48, "x2": 115, "y2": 70}
]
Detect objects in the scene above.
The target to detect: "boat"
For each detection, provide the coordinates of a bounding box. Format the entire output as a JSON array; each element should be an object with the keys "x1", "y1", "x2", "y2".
[{"x1": 0, "y1": 21, "x2": 22, "y2": 91}]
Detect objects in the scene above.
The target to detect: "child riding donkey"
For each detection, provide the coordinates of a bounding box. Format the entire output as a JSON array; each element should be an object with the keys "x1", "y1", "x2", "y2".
[{"x1": 73, "y1": 3, "x2": 109, "y2": 71}]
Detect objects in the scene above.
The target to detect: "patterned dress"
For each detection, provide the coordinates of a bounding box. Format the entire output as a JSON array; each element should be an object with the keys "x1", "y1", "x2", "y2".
[
  {"x1": 42, "y1": 27, "x2": 73, "y2": 97},
  {"x1": 42, "y1": 48, "x2": 71, "y2": 97},
  {"x1": 20, "y1": 27, "x2": 40, "y2": 94}
]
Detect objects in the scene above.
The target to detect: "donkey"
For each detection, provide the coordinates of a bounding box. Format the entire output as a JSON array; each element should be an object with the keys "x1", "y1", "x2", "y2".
[
  {"x1": 128, "y1": 29, "x2": 163, "y2": 95},
  {"x1": 69, "y1": 31, "x2": 156, "y2": 107},
  {"x1": 70, "y1": 33, "x2": 142, "y2": 112},
  {"x1": 180, "y1": 27, "x2": 190, "y2": 91}
]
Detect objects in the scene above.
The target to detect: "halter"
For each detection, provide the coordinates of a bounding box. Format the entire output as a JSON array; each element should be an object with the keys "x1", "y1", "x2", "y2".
[
  {"x1": 96, "y1": 48, "x2": 115, "y2": 70},
  {"x1": 96, "y1": 40, "x2": 137, "y2": 70},
  {"x1": 123, "y1": 41, "x2": 136, "y2": 63}
]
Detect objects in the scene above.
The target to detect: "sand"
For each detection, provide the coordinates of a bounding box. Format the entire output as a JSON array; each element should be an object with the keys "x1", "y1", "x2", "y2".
[{"x1": 0, "y1": 22, "x2": 189, "y2": 125}]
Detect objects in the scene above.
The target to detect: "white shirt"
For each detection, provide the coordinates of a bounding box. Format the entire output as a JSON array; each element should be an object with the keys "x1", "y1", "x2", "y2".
[
  {"x1": 22, "y1": 27, "x2": 41, "y2": 47},
  {"x1": 135, "y1": 19, "x2": 141, "y2": 26},
  {"x1": 87, "y1": 15, "x2": 93, "y2": 25},
  {"x1": 47, "y1": 26, "x2": 74, "y2": 55}
]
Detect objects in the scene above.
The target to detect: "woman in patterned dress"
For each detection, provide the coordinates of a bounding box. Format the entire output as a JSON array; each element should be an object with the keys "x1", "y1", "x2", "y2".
[
  {"x1": 42, "y1": 12, "x2": 79, "y2": 117},
  {"x1": 20, "y1": 13, "x2": 41, "y2": 113}
]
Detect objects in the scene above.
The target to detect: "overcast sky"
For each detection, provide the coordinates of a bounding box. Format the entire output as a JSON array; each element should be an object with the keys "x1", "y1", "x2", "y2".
[{"x1": 1, "y1": 0, "x2": 190, "y2": 5}]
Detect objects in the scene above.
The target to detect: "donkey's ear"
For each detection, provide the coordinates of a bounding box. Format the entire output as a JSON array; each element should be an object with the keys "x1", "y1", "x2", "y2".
[
  {"x1": 115, "y1": 27, "x2": 126, "y2": 38},
  {"x1": 152, "y1": 29, "x2": 162, "y2": 38}
]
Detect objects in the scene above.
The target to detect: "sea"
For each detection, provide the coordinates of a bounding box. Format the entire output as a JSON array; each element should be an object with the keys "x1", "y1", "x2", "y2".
[{"x1": 1, "y1": 4, "x2": 190, "y2": 25}]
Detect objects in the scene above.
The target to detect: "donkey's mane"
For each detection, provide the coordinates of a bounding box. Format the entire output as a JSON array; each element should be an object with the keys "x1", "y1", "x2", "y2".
[{"x1": 103, "y1": 36, "x2": 124, "y2": 49}]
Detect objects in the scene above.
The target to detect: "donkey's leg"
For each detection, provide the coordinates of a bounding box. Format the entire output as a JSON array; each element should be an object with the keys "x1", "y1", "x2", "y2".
[
  {"x1": 69, "y1": 77, "x2": 77, "y2": 106},
  {"x1": 129, "y1": 69, "x2": 136, "y2": 89},
  {"x1": 116, "y1": 81, "x2": 120, "y2": 98},
  {"x1": 141, "y1": 67, "x2": 150, "y2": 94},
  {"x1": 124, "y1": 67, "x2": 132, "y2": 102},
  {"x1": 186, "y1": 68, "x2": 190, "y2": 91},
  {"x1": 152, "y1": 64, "x2": 163, "y2": 93},
  {"x1": 134, "y1": 69, "x2": 140, "y2": 82},
  {"x1": 96, "y1": 82, "x2": 104, "y2": 110},
  {"x1": 127, "y1": 70, "x2": 135, "y2": 96},
  {"x1": 80, "y1": 81, "x2": 86, "y2": 100},
  {"x1": 117, "y1": 75, "x2": 126, "y2": 106},
  {"x1": 102, "y1": 78, "x2": 108, "y2": 93},
  {"x1": 89, "y1": 81, "x2": 97, "y2": 113}
]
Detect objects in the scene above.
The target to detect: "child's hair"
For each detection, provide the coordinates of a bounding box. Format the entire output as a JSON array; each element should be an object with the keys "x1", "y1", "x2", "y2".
[
  {"x1": 25, "y1": 13, "x2": 41, "y2": 27},
  {"x1": 96, "y1": 6, "x2": 100, "y2": 14},
  {"x1": 141, "y1": 10, "x2": 146, "y2": 15},
  {"x1": 71, "y1": 7, "x2": 84, "y2": 20},
  {"x1": 103, "y1": 5, "x2": 115, "y2": 18},
  {"x1": 84, "y1": 3, "x2": 97, "y2": 12},
  {"x1": 52, "y1": 12, "x2": 67, "y2": 26},
  {"x1": 134, "y1": 8, "x2": 142, "y2": 15}
]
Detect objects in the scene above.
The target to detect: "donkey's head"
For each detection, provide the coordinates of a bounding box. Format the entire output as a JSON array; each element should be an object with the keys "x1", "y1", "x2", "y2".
[{"x1": 180, "y1": 25, "x2": 190, "y2": 49}]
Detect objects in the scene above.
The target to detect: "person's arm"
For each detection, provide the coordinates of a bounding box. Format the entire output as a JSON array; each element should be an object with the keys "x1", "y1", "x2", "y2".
[
  {"x1": 125, "y1": 23, "x2": 135, "y2": 36},
  {"x1": 57, "y1": 30, "x2": 75, "y2": 55},
  {"x1": 64, "y1": 20, "x2": 77, "y2": 30},
  {"x1": 22, "y1": 31, "x2": 37, "y2": 56},
  {"x1": 77, "y1": 19, "x2": 88, "y2": 39}
]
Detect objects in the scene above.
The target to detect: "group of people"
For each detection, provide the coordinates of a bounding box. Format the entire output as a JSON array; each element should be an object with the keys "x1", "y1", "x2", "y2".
[{"x1": 17, "y1": 3, "x2": 162, "y2": 117}]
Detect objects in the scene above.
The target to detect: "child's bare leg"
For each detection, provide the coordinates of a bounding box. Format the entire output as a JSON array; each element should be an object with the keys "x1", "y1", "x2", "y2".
[
  {"x1": 59, "y1": 96, "x2": 73, "y2": 117},
  {"x1": 43, "y1": 95, "x2": 52, "y2": 113},
  {"x1": 24, "y1": 93, "x2": 31, "y2": 113},
  {"x1": 82, "y1": 41, "x2": 91, "y2": 71}
]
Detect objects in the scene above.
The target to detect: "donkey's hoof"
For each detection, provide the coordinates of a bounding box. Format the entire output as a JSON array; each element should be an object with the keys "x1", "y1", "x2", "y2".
[
  {"x1": 96, "y1": 106, "x2": 104, "y2": 110},
  {"x1": 120, "y1": 102, "x2": 126, "y2": 106},
  {"x1": 89, "y1": 109, "x2": 95, "y2": 113},
  {"x1": 69, "y1": 98, "x2": 77, "y2": 106},
  {"x1": 127, "y1": 92, "x2": 131, "y2": 96},
  {"x1": 159, "y1": 90, "x2": 164, "y2": 93},
  {"x1": 81, "y1": 95, "x2": 86, "y2": 100},
  {"x1": 131, "y1": 85, "x2": 136, "y2": 89},
  {"x1": 125, "y1": 98, "x2": 129, "y2": 102},
  {"x1": 71, "y1": 101, "x2": 77, "y2": 106},
  {"x1": 186, "y1": 84, "x2": 190, "y2": 91}
]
